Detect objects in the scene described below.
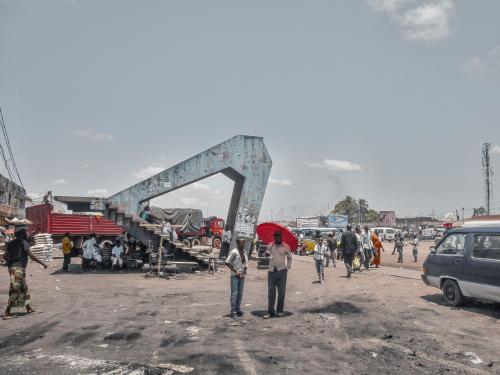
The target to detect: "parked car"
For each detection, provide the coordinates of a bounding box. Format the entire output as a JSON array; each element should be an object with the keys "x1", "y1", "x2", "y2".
[
  {"x1": 372, "y1": 227, "x2": 396, "y2": 242},
  {"x1": 421, "y1": 227, "x2": 500, "y2": 306}
]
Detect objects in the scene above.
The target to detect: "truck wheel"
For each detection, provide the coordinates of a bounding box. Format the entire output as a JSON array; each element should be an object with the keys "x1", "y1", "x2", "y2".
[
  {"x1": 212, "y1": 237, "x2": 222, "y2": 249},
  {"x1": 442, "y1": 279, "x2": 465, "y2": 307},
  {"x1": 192, "y1": 238, "x2": 201, "y2": 247},
  {"x1": 182, "y1": 239, "x2": 191, "y2": 248}
]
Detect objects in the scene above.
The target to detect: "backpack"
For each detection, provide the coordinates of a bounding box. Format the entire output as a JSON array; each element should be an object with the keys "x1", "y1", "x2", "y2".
[{"x1": 4, "y1": 239, "x2": 26, "y2": 263}]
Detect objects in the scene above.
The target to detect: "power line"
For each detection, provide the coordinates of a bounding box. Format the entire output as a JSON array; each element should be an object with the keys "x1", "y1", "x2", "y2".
[{"x1": 0, "y1": 107, "x2": 24, "y2": 188}]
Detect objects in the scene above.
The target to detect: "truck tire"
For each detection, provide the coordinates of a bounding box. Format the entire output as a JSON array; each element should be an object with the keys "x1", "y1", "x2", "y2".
[
  {"x1": 182, "y1": 239, "x2": 191, "y2": 248},
  {"x1": 442, "y1": 279, "x2": 465, "y2": 307},
  {"x1": 192, "y1": 238, "x2": 201, "y2": 247},
  {"x1": 212, "y1": 237, "x2": 222, "y2": 249}
]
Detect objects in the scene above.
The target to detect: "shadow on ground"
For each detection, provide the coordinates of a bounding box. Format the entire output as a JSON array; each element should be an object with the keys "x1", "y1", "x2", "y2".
[{"x1": 421, "y1": 294, "x2": 500, "y2": 319}]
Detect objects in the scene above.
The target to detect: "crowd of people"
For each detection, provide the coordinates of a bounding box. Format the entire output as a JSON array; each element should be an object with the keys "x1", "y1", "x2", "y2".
[
  {"x1": 223, "y1": 225, "x2": 423, "y2": 318},
  {"x1": 61, "y1": 231, "x2": 147, "y2": 272}
]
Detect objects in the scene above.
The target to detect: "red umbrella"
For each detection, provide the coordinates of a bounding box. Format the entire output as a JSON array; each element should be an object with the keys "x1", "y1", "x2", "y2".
[{"x1": 256, "y1": 222, "x2": 298, "y2": 252}]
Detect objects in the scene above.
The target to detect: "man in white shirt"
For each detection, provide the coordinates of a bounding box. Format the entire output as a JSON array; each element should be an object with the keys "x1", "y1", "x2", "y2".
[
  {"x1": 81, "y1": 234, "x2": 97, "y2": 271},
  {"x1": 263, "y1": 231, "x2": 292, "y2": 319},
  {"x1": 111, "y1": 239, "x2": 125, "y2": 269},
  {"x1": 225, "y1": 237, "x2": 248, "y2": 318}
]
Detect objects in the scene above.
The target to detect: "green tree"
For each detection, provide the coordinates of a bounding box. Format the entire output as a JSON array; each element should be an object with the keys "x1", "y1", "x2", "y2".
[
  {"x1": 364, "y1": 209, "x2": 379, "y2": 223},
  {"x1": 332, "y1": 196, "x2": 359, "y2": 223},
  {"x1": 332, "y1": 196, "x2": 378, "y2": 223}
]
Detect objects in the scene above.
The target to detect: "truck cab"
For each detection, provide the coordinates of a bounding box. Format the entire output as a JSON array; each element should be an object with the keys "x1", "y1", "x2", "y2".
[{"x1": 422, "y1": 227, "x2": 500, "y2": 306}]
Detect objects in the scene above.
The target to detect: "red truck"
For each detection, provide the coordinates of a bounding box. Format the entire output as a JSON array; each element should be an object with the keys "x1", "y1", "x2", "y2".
[
  {"x1": 177, "y1": 216, "x2": 225, "y2": 248},
  {"x1": 26, "y1": 203, "x2": 124, "y2": 248}
]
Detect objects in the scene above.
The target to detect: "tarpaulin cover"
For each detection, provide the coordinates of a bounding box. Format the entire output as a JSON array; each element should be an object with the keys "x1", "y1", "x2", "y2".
[
  {"x1": 150, "y1": 207, "x2": 203, "y2": 233},
  {"x1": 256, "y1": 222, "x2": 299, "y2": 252}
]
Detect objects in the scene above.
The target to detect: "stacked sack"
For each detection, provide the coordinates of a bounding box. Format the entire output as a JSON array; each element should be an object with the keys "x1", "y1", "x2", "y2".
[{"x1": 30, "y1": 233, "x2": 55, "y2": 263}]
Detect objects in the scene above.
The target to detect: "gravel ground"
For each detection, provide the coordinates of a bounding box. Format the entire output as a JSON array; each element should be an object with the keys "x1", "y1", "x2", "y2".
[{"x1": 0, "y1": 252, "x2": 499, "y2": 375}]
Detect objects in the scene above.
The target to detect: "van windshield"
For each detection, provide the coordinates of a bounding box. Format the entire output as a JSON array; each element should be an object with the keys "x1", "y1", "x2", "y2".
[{"x1": 386, "y1": 229, "x2": 395, "y2": 234}]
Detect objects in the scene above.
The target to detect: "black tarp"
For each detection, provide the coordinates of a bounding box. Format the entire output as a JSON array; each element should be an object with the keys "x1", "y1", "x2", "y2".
[{"x1": 149, "y1": 207, "x2": 203, "y2": 233}]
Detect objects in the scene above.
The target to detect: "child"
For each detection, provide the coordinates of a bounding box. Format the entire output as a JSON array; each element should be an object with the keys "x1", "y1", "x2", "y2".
[
  {"x1": 411, "y1": 235, "x2": 419, "y2": 262},
  {"x1": 313, "y1": 239, "x2": 327, "y2": 283}
]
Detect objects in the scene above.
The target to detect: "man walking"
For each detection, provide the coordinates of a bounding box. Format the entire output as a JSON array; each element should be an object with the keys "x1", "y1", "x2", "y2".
[
  {"x1": 340, "y1": 224, "x2": 357, "y2": 278},
  {"x1": 264, "y1": 231, "x2": 292, "y2": 319},
  {"x1": 225, "y1": 237, "x2": 248, "y2": 318},
  {"x1": 325, "y1": 232, "x2": 337, "y2": 267},
  {"x1": 362, "y1": 226, "x2": 372, "y2": 269},
  {"x1": 395, "y1": 234, "x2": 405, "y2": 263},
  {"x1": 61, "y1": 232, "x2": 73, "y2": 272},
  {"x1": 411, "y1": 234, "x2": 419, "y2": 262},
  {"x1": 220, "y1": 225, "x2": 232, "y2": 259},
  {"x1": 2, "y1": 227, "x2": 47, "y2": 319}
]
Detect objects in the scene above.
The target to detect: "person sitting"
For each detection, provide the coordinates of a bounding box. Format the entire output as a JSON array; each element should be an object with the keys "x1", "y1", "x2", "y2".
[{"x1": 111, "y1": 239, "x2": 124, "y2": 270}]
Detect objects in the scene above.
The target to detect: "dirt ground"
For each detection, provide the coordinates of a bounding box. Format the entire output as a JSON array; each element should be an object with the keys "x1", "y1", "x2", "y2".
[
  {"x1": 377, "y1": 239, "x2": 435, "y2": 271},
  {"x1": 1, "y1": 251, "x2": 499, "y2": 375}
]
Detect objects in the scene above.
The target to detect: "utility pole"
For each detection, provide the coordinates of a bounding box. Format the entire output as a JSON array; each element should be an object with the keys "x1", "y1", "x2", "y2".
[{"x1": 482, "y1": 143, "x2": 493, "y2": 215}]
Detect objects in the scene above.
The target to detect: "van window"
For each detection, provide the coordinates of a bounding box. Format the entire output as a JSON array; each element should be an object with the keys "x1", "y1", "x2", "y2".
[
  {"x1": 436, "y1": 233, "x2": 467, "y2": 255},
  {"x1": 386, "y1": 229, "x2": 395, "y2": 234},
  {"x1": 472, "y1": 234, "x2": 500, "y2": 261}
]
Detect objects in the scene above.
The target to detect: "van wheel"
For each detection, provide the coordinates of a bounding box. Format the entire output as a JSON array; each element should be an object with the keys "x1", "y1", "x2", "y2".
[{"x1": 442, "y1": 279, "x2": 464, "y2": 307}]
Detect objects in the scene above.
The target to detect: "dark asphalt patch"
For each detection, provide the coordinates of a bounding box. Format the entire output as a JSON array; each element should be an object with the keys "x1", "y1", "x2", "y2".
[
  {"x1": 303, "y1": 301, "x2": 362, "y2": 315},
  {"x1": 81, "y1": 324, "x2": 101, "y2": 331},
  {"x1": 105, "y1": 331, "x2": 142, "y2": 341},
  {"x1": 0, "y1": 321, "x2": 59, "y2": 351},
  {"x1": 57, "y1": 330, "x2": 97, "y2": 346},
  {"x1": 160, "y1": 335, "x2": 191, "y2": 348}
]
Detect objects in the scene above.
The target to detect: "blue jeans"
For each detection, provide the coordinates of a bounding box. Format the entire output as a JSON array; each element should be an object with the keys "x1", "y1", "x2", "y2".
[
  {"x1": 230, "y1": 274, "x2": 245, "y2": 313},
  {"x1": 315, "y1": 259, "x2": 324, "y2": 274}
]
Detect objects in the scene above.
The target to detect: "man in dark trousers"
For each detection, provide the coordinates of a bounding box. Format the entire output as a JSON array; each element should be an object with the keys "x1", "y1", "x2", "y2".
[
  {"x1": 340, "y1": 224, "x2": 357, "y2": 278},
  {"x1": 325, "y1": 231, "x2": 337, "y2": 267},
  {"x1": 263, "y1": 231, "x2": 292, "y2": 319}
]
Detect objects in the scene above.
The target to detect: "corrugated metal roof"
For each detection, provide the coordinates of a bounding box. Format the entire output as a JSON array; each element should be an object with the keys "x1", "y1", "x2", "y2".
[{"x1": 26, "y1": 203, "x2": 123, "y2": 236}]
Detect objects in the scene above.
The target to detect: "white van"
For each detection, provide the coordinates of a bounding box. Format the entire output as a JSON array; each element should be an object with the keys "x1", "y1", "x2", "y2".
[{"x1": 372, "y1": 227, "x2": 396, "y2": 242}]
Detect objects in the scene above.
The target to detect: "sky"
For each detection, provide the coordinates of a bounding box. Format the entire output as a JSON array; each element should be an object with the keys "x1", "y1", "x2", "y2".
[{"x1": 1, "y1": 0, "x2": 500, "y2": 221}]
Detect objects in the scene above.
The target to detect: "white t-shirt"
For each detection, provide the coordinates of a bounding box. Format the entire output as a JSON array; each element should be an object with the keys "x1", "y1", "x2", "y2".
[
  {"x1": 112, "y1": 245, "x2": 124, "y2": 258},
  {"x1": 82, "y1": 238, "x2": 97, "y2": 259}
]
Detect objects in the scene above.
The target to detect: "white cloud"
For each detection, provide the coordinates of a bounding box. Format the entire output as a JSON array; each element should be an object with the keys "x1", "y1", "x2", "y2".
[
  {"x1": 180, "y1": 197, "x2": 208, "y2": 207},
  {"x1": 190, "y1": 182, "x2": 212, "y2": 191},
  {"x1": 464, "y1": 45, "x2": 500, "y2": 77},
  {"x1": 86, "y1": 188, "x2": 108, "y2": 197},
  {"x1": 308, "y1": 159, "x2": 363, "y2": 172},
  {"x1": 367, "y1": 0, "x2": 454, "y2": 41},
  {"x1": 133, "y1": 165, "x2": 165, "y2": 179},
  {"x1": 492, "y1": 145, "x2": 500, "y2": 154},
  {"x1": 268, "y1": 177, "x2": 293, "y2": 187},
  {"x1": 53, "y1": 178, "x2": 69, "y2": 185},
  {"x1": 68, "y1": 129, "x2": 116, "y2": 142}
]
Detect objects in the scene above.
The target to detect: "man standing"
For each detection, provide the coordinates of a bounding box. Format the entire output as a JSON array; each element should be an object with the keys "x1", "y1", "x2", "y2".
[
  {"x1": 2, "y1": 227, "x2": 47, "y2": 319},
  {"x1": 61, "y1": 232, "x2": 73, "y2": 272},
  {"x1": 220, "y1": 225, "x2": 232, "y2": 259},
  {"x1": 325, "y1": 232, "x2": 337, "y2": 267},
  {"x1": 340, "y1": 224, "x2": 357, "y2": 278},
  {"x1": 81, "y1": 234, "x2": 97, "y2": 271},
  {"x1": 225, "y1": 237, "x2": 248, "y2": 318},
  {"x1": 264, "y1": 231, "x2": 292, "y2": 319}
]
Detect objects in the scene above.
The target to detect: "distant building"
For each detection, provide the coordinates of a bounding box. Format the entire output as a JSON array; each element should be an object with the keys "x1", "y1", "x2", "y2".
[
  {"x1": 0, "y1": 173, "x2": 26, "y2": 224},
  {"x1": 395, "y1": 216, "x2": 441, "y2": 229}
]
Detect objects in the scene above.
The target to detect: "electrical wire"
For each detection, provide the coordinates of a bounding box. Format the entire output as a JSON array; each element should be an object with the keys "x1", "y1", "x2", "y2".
[{"x1": 0, "y1": 107, "x2": 24, "y2": 188}]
